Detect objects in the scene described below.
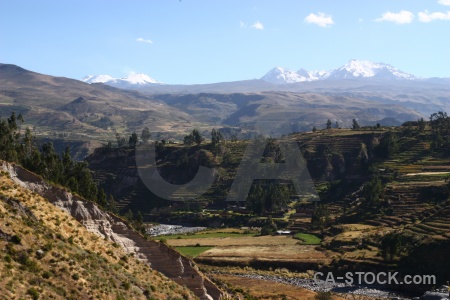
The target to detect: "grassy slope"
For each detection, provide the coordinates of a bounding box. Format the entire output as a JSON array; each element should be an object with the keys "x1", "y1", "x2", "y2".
[
  {"x1": 293, "y1": 233, "x2": 321, "y2": 245},
  {"x1": 0, "y1": 171, "x2": 195, "y2": 300},
  {"x1": 174, "y1": 246, "x2": 213, "y2": 258}
]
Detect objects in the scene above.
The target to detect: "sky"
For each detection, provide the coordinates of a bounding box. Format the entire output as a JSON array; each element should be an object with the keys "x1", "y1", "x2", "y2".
[{"x1": 1, "y1": 0, "x2": 450, "y2": 84}]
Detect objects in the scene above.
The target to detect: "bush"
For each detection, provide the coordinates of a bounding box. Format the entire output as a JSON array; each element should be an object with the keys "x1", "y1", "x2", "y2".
[
  {"x1": 121, "y1": 281, "x2": 130, "y2": 290},
  {"x1": 260, "y1": 225, "x2": 274, "y2": 236},
  {"x1": 10, "y1": 235, "x2": 21, "y2": 244},
  {"x1": 42, "y1": 271, "x2": 51, "y2": 279},
  {"x1": 315, "y1": 291, "x2": 332, "y2": 300},
  {"x1": 27, "y1": 287, "x2": 40, "y2": 300}
]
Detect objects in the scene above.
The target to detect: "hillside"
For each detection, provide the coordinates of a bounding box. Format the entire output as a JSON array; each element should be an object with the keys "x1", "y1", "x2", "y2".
[
  {"x1": 0, "y1": 161, "x2": 224, "y2": 299},
  {"x1": 152, "y1": 92, "x2": 421, "y2": 135},
  {"x1": 0, "y1": 165, "x2": 196, "y2": 299},
  {"x1": 4, "y1": 64, "x2": 449, "y2": 146},
  {"x1": 0, "y1": 64, "x2": 197, "y2": 145},
  {"x1": 86, "y1": 124, "x2": 450, "y2": 289}
]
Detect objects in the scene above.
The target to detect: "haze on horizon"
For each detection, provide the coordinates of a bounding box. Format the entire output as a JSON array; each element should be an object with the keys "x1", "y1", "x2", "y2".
[{"x1": 1, "y1": 0, "x2": 450, "y2": 84}]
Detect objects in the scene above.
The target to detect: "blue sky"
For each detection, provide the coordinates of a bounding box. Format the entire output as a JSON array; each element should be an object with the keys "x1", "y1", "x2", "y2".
[{"x1": 1, "y1": 0, "x2": 449, "y2": 84}]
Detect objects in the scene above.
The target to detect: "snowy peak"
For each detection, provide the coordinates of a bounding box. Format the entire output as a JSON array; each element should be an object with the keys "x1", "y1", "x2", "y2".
[
  {"x1": 328, "y1": 59, "x2": 415, "y2": 80},
  {"x1": 261, "y1": 60, "x2": 416, "y2": 84},
  {"x1": 81, "y1": 75, "x2": 115, "y2": 84},
  {"x1": 261, "y1": 67, "x2": 315, "y2": 84},
  {"x1": 120, "y1": 73, "x2": 161, "y2": 85},
  {"x1": 81, "y1": 73, "x2": 162, "y2": 87}
]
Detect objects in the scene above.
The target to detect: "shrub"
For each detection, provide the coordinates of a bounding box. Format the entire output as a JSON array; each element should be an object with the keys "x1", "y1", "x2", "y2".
[
  {"x1": 42, "y1": 271, "x2": 51, "y2": 279},
  {"x1": 315, "y1": 291, "x2": 332, "y2": 300},
  {"x1": 42, "y1": 242, "x2": 53, "y2": 252},
  {"x1": 10, "y1": 234, "x2": 21, "y2": 244},
  {"x1": 121, "y1": 281, "x2": 130, "y2": 290},
  {"x1": 27, "y1": 287, "x2": 40, "y2": 300}
]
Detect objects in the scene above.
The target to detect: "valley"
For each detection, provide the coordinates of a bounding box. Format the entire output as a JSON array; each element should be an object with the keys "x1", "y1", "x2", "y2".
[{"x1": 1, "y1": 63, "x2": 449, "y2": 299}]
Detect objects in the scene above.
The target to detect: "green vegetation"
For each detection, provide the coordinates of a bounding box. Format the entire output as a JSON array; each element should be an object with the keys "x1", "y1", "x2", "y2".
[
  {"x1": 311, "y1": 205, "x2": 330, "y2": 230},
  {"x1": 183, "y1": 129, "x2": 203, "y2": 145},
  {"x1": 0, "y1": 113, "x2": 123, "y2": 216},
  {"x1": 174, "y1": 246, "x2": 213, "y2": 258},
  {"x1": 293, "y1": 233, "x2": 321, "y2": 245},
  {"x1": 260, "y1": 215, "x2": 278, "y2": 235}
]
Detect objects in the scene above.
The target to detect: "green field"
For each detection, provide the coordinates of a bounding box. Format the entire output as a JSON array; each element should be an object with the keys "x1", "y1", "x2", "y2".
[
  {"x1": 294, "y1": 233, "x2": 321, "y2": 245},
  {"x1": 174, "y1": 246, "x2": 213, "y2": 258}
]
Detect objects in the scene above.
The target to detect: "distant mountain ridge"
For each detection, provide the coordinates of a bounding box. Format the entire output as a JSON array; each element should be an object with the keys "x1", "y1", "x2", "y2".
[
  {"x1": 82, "y1": 72, "x2": 162, "y2": 88},
  {"x1": 261, "y1": 59, "x2": 416, "y2": 84}
]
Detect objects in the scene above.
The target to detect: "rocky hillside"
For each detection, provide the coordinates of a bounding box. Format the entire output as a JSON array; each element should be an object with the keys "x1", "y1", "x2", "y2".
[
  {"x1": 0, "y1": 161, "x2": 225, "y2": 299},
  {"x1": 0, "y1": 164, "x2": 196, "y2": 299}
]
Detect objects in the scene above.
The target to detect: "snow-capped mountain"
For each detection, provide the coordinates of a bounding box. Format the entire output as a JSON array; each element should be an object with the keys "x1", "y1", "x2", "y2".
[
  {"x1": 261, "y1": 67, "x2": 311, "y2": 84},
  {"x1": 81, "y1": 75, "x2": 115, "y2": 84},
  {"x1": 261, "y1": 60, "x2": 416, "y2": 84},
  {"x1": 81, "y1": 73, "x2": 162, "y2": 88},
  {"x1": 261, "y1": 67, "x2": 331, "y2": 84},
  {"x1": 327, "y1": 59, "x2": 415, "y2": 80}
]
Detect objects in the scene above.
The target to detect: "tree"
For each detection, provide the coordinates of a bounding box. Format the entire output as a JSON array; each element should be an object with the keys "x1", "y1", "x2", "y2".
[
  {"x1": 335, "y1": 121, "x2": 339, "y2": 129},
  {"x1": 192, "y1": 129, "x2": 203, "y2": 145},
  {"x1": 183, "y1": 133, "x2": 195, "y2": 145},
  {"x1": 62, "y1": 146, "x2": 73, "y2": 173},
  {"x1": 108, "y1": 194, "x2": 119, "y2": 214},
  {"x1": 376, "y1": 131, "x2": 398, "y2": 158},
  {"x1": 312, "y1": 126, "x2": 317, "y2": 132},
  {"x1": 311, "y1": 205, "x2": 331, "y2": 230},
  {"x1": 430, "y1": 111, "x2": 449, "y2": 133},
  {"x1": 429, "y1": 111, "x2": 449, "y2": 148},
  {"x1": 246, "y1": 181, "x2": 290, "y2": 215},
  {"x1": 0, "y1": 113, "x2": 104, "y2": 210},
  {"x1": 363, "y1": 175, "x2": 383, "y2": 208},
  {"x1": 381, "y1": 233, "x2": 403, "y2": 262},
  {"x1": 124, "y1": 209, "x2": 134, "y2": 222},
  {"x1": 261, "y1": 215, "x2": 277, "y2": 235},
  {"x1": 211, "y1": 128, "x2": 224, "y2": 147},
  {"x1": 97, "y1": 188, "x2": 107, "y2": 207},
  {"x1": 417, "y1": 118, "x2": 425, "y2": 132},
  {"x1": 326, "y1": 119, "x2": 332, "y2": 129},
  {"x1": 116, "y1": 133, "x2": 126, "y2": 147},
  {"x1": 141, "y1": 127, "x2": 151, "y2": 142},
  {"x1": 128, "y1": 132, "x2": 138, "y2": 148},
  {"x1": 352, "y1": 119, "x2": 360, "y2": 129},
  {"x1": 184, "y1": 129, "x2": 203, "y2": 146}
]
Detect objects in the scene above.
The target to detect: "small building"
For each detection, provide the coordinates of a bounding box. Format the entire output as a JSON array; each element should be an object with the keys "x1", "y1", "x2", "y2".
[{"x1": 276, "y1": 230, "x2": 291, "y2": 235}]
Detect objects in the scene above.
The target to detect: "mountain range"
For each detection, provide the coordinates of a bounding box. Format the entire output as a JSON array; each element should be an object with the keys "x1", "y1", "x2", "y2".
[
  {"x1": 82, "y1": 60, "x2": 419, "y2": 88},
  {"x1": 1, "y1": 62, "x2": 449, "y2": 157},
  {"x1": 261, "y1": 59, "x2": 416, "y2": 84}
]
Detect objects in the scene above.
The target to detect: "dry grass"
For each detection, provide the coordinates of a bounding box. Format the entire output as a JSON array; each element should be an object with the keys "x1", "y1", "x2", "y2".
[
  {"x1": 199, "y1": 245, "x2": 330, "y2": 263},
  {"x1": 0, "y1": 170, "x2": 195, "y2": 300},
  {"x1": 167, "y1": 234, "x2": 300, "y2": 247}
]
